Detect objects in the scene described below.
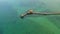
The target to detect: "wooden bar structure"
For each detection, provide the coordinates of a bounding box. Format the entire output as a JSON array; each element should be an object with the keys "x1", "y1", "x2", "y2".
[{"x1": 20, "y1": 10, "x2": 60, "y2": 19}]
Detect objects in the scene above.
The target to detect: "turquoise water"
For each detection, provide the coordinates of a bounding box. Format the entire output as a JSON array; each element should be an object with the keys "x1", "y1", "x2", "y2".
[{"x1": 0, "y1": 0, "x2": 60, "y2": 34}]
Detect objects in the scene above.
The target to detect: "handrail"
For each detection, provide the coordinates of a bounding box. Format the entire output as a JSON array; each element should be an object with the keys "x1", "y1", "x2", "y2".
[{"x1": 20, "y1": 10, "x2": 60, "y2": 19}]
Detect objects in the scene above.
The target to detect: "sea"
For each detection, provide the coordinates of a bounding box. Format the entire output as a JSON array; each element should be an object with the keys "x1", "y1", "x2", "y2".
[{"x1": 0, "y1": 0, "x2": 60, "y2": 34}]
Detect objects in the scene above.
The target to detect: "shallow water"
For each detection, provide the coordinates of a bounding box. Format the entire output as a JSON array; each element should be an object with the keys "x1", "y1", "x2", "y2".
[{"x1": 0, "y1": 0, "x2": 60, "y2": 34}]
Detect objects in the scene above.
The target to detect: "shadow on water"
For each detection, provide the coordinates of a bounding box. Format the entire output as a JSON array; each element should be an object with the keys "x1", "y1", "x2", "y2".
[
  {"x1": 46, "y1": 15, "x2": 60, "y2": 29},
  {"x1": 0, "y1": 29, "x2": 3, "y2": 34},
  {"x1": 18, "y1": 16, "x2": 55, "y2": 34},
  {"x1": 0, "y1": 27, "x2": 4, "y2": 34}
]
